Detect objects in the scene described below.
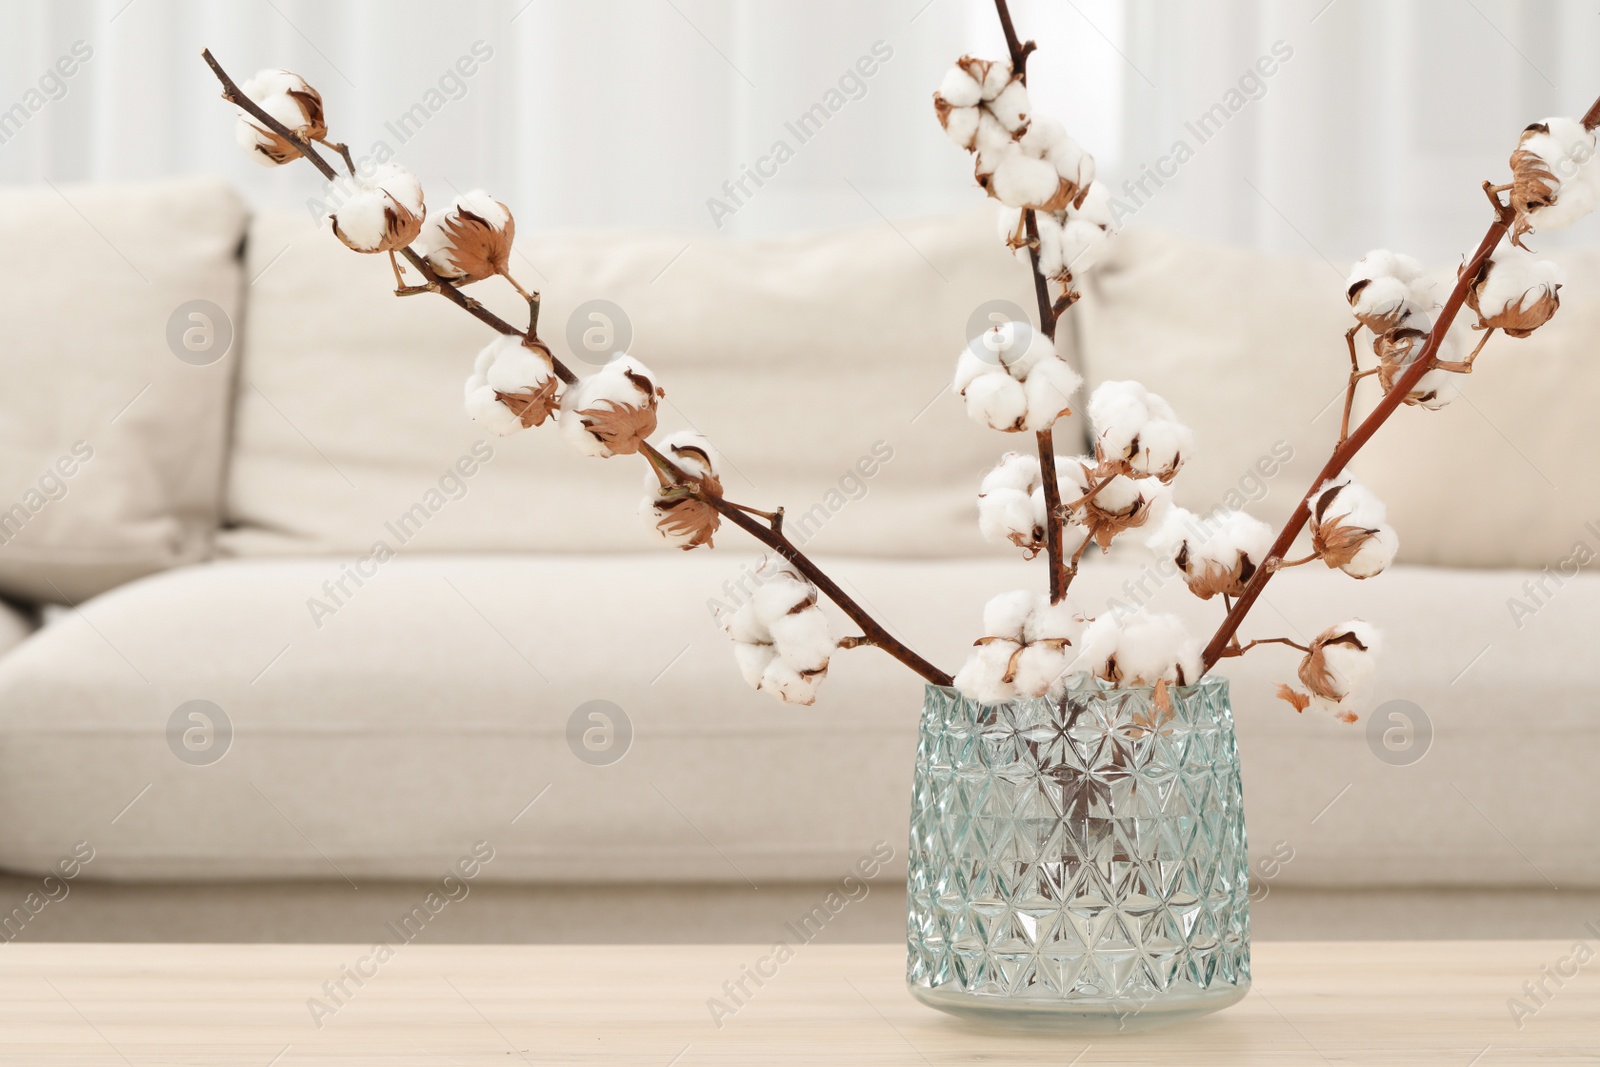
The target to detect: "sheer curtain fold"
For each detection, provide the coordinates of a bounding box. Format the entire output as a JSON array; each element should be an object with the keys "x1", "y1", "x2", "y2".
[{"x1": 0, "y1": 0, "x2": 1594, "y2": 251}]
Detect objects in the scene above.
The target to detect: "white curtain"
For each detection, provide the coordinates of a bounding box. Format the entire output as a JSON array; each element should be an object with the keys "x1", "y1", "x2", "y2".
[{"x1": 0, "y1": 0, "x2": 1595, "y2": 256}]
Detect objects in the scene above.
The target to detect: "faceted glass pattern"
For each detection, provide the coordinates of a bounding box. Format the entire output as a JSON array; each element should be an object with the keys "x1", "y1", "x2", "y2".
[{"x1": 906, "y1": 676, "x2": 1250, "y2": 1031}]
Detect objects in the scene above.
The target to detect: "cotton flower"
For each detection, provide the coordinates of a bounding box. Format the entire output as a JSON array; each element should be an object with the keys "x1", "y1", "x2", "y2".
[
  {"x1": 328, "y1": 163, "x2": 426, "y2": 254},
  {"x1": 463, "y1": 334, "x2": 560, "y2": 435},
  {"x1": 720, "y1": 560, "x2": 836, "y2": 706},
  {"x1": 414, "y1": 190, "x2": 518, "y2": 290},
  {"x1": 998, "y1": 181, "x2": 1115, "y2": 288},
  {"x1": 977, "y1": 451, "x2": 1045, "y2": 555},
  {"x1": 1277, "y1": 620, "x2": 1380, "y2": 723},
  {"x1": 953, "y1": 322, "x2": 1081, "y2": 432},
  {"x1": 234, "y1": 69, "x2": 326, "y2": 166},
  {"x1": 1308, "y1": 478, "x2": 1399, "y2": 579},
  {"x1": 1057, "y1": 456, "x2": 1171, "y2": 550},
  {"x1": 640, "y1": 431, "x2": 723, "y2": 551},
  {"x1": 1149, "y1": 507, "x2": 1274, "y2": 600},
  {"x1": 1087, "y1": 380, "x2": 1193, "y2": 481},
  {"x1": 952, "y1": 591, "x2": 1084, "y2": 703},
  {"x1": 1372, "y1": 322, "x2": 1459, "y2": 410},
  {"x1": 558, "y1": 355, "x2": 664, "y2": 458},
  {"x1": 1345, "y1": 249, "x2": 1435, "y2": 335},
  {"x1": 934, "y1": 57, "x2": 1098, "y2": 212},
  {"x1": 1467, "y1": 244, "x2": 1564, "y2": 338},
  {"x1": 1508, "y1": 117, "x2": 1600, "y2": 246},
  {"x1": 934, "y1": 57, "x2": 1023, "y2": 151},
  {"x1": 1071, "y1": 609, "x2": 1201, "y2": 689}
]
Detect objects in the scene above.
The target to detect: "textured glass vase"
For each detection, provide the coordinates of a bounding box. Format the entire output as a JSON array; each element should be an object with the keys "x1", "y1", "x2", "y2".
[{"x1": 905, "y1": 676, "x2": 1250, "y2": 1032}]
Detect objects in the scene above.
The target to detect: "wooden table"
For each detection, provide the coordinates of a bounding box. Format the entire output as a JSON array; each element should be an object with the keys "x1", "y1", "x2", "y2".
[{"x1": 0, "y1": 942, "x2": 1593, "y2": 1064}]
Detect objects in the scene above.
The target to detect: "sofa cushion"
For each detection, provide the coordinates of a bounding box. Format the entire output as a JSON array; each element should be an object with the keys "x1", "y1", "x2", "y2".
[
  {"x1": 221, "y1": 207, "x2": 1078, "y2": 561},
  {"x1": 0, "y1": 177, "x2": 246, "y2": 603},
  {"x1": 0, "y1": 553, "x2": 1589, "y2": 890},
  {"x1": 1076, "y1": 227, "x2": 1600, "y2": 570}
]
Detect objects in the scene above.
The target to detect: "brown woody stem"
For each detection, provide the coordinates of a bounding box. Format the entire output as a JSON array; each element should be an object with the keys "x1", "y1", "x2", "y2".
[
  {"x1": 1000, "y1": 4, "x2": 1069, "y2": 605},
  {"x1": 205, "y1": 46, "x2": 950, "y2": 687}
]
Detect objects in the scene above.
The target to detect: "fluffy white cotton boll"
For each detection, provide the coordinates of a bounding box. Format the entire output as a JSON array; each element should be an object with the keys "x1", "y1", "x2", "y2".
[
  {"x1": 1021, "y1": 117, "x2": 1095, "y2": 189},
  {"x1": 1026, "y1": 595, "x2": 1083, "y2": 644},
  {"x1": 371, "y1": 162, "x2": 424, "y2": 217},
  {"x1": 942, "y1": 106, "x2": 981, "y2": 150},
  {"x1": 751, "y1": 576, "x2": 815, "y2": 630},
  {"x1": 1210, "y1": 509, "x2": 1275, "y2": 564},
  {"x1": 463, "y1": 386, "x2": 524, "y2": 437},
  {"x1": 1516, "y1": 117, "x2": 1600, "y2": 231},
  {"x1": 1069, "y1": 613, "x2": 1122, "y2": 680},
  {"x1": 1069, "y1": 181, "x2": 1115, "y2": 228},
  {"x1": 952, "y1": 350, "x2": 992, "y2": 396},
  {"x1": 981, "y1": 451, "x2": 1041, "y2": 494},
  {"x1": 463, "y1": 335, "x2": 557, "y2": 436},
  {"x1": 759, "y1": 659, "x2": 823, "y2": 706},
  {"x1": 1012, "y1": 643, "x2": 1070, "y2": 699},
  {"x1": 722, "y1": 601, "x2": 771, "y2": 646},
  {"x1": 1116, "y1": 611, "x2": 1201, "y2": 686},
  {"x1": 1341, "y1": 524, "x2": 1399, "y2": 579},
  {"x1": 769, "y1": 607, "x2": 836, "y2": 674},
  {"x1": 1088, "y1": 380, "x2": 1159, "y2": 458},
  {"x1": 1059, "y1": 218, "x2": 1109, "y2": 276},
  {"x1": 732, "y1": 641, "x2": 777, "y2": 689},
  {"x1": 557, "y1": 355, "x2": 663, "y2": 458},
  {"x1": 988, "y1": 80, "x2": 1032, "y2": 133},
  {"x1": 963, "y1": 373, "x2": 1028, "y2": 432},
  {"x1": 1127, "y1": 417, "x2": 1194, "y2": 479},
  {"x1": 1022, "y1": 357, "x2": 1083, "y2": 431},
  {"x1": 1144, "y1": 505, "x2": 1195, "y2": 561},
  {"x1": 974, "y1": 111, "x2": 1017, "y2": 156},
  {"x1": 1350, "y1": 248, "x2": 1430, "y2": 286},
  {"x1": 1318, "y1": 621, "x2": 1381, "y2": 698},
  {"x1": 1314, "y1": 477, "x2": 1386, "y2": 528},
  {"x1": 1032, "y1": 213, "x2": 1067, "y2": 277},
  {"x1": 328, "y1": 163, "x2": 427, "y2": 253},
  {"x1": 1349, "y1": 275, "x2": 1423, "y2": 329},
  {"x1": 991, "y1": 149, "x2": 1062, "y2": 209},
  {"x1": 998, "y1": 323, "x2": 1054, "y2": 380},
  {"x1": 979, "y1": 489, "x2": 1040, "y2": 550},
  {"x1": 971, "y1": 58, "x2": 1013, "y2": 101},
  {"x1": 983, "y1": 590, "x2": 1036, "y2": 644},
  {"x1": 937, "y1": 65, "x2": 984, "y2": 108},
  {"x1": 953, "y1": 640, "x2": 1021, "y2": 705},
  {"x1": 1475, "y1": 247, "x2": 1565, "y2": 320}
]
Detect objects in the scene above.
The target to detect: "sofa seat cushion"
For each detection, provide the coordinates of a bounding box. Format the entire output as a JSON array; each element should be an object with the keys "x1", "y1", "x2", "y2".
[
  {"x1": 0, "y1": 177, "x2": 246, "y2": 603},
  {"x1": 0, "y1": 554, "x2": 1590, "y2": 888}
]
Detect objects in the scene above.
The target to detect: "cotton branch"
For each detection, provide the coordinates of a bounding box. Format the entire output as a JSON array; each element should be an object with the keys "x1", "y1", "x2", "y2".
[
  {"x1": 1200, "y1": 97, "x2": 1600, "y2": 673},
  {"x1": 992, "y1": 0, "x2": 1071, "y2": 604},
  {"x1": 204, "y1": 47, "x2": 952, "y2": 687}
]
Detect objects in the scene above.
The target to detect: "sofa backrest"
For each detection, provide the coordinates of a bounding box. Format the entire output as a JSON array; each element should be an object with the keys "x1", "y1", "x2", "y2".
[
  {"x1": 221, "y1": 206, "x2": 1077, "y2": 561},
  {"x1": 1076, "y1": 227, "x2": 1600, "y2": 571},
  {"x1": 0, "y1": 177, "x2": 246, "y2": 604}
]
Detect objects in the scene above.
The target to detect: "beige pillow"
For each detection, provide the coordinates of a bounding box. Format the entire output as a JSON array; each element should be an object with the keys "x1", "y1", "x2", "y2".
[
  {"x1": 0, "y1": 177, "x2": 246, "y2": 603},
  {"x1": 1076, "y1": 227, "x2": 1600, "y2": 570},
  {"x1": 221, "y1": 206, "x2": 1081, "y2": 560}
]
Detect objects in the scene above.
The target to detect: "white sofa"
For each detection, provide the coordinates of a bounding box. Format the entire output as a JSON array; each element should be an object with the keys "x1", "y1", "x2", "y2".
[{"x1": 1, "y1": 177, "x2": 1597, "y2": 941}]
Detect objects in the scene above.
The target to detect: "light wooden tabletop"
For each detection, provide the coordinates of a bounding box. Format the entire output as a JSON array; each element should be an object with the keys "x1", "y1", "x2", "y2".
[{"x1": 0, "y1": 941, "x2": 1592, "y2": 1065}]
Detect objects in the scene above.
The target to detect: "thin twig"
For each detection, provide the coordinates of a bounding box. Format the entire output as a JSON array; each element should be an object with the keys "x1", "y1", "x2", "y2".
[
  {"x1": 203, "y1": 47, "x2": 952, "y2": 688},
  {"x1": 1222, "y1": 636, "x2": 1312, "y2": 658}
]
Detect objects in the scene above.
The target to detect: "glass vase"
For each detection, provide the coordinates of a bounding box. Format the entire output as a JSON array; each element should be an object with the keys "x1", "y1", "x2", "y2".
[{"x1": 905, "y1": 676, "x2": 1250, "y2": 1033}]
